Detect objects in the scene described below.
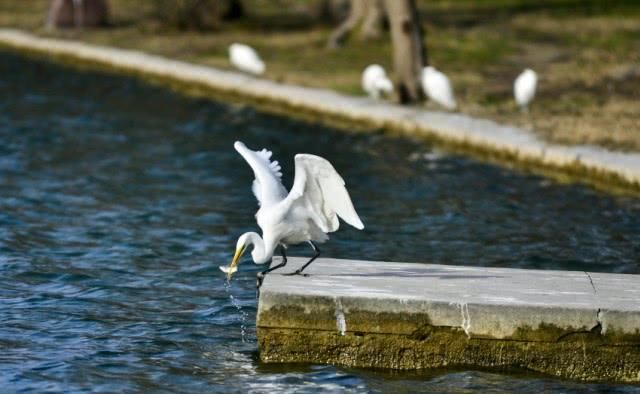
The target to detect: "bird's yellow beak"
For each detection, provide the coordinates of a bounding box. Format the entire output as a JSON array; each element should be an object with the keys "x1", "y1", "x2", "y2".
[{"x1": 227, "y1": 245, "x2": 247, "y2": 280}]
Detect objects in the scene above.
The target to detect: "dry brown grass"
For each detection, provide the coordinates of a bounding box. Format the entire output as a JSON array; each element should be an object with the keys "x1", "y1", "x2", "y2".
[{"x1": 1, "y1": 0, "x2": 638, "y2": 150}]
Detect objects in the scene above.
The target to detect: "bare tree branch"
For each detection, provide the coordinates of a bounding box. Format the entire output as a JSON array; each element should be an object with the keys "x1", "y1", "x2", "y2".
[{"x1": 326, "y1": 0, "x2": 384, "y2": 48}]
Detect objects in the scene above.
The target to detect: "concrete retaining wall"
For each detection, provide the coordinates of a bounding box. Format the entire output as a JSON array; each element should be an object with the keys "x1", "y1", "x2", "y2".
[{"x1": 0, "y1": 29, "x2": 639, "y2": 193}]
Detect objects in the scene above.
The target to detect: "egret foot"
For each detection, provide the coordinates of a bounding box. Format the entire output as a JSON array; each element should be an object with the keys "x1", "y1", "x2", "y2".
[
  {"x1": 284, "y1": 241, "x2": 320, "y2": 277},
  {"x1": 257, "y1": 244, "x2": 288, "y2": 291},
  {"x1": 283, "y1": 270, "x2": 309, "y2": 277},
  {"x1": 257, "y1": 272, "x2": 265, "y2": 288}
]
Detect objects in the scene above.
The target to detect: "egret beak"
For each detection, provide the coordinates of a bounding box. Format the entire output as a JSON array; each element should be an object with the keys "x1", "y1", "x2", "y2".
[{"x1": 227, "y1": 245, "x2": 247, "y2": 280}]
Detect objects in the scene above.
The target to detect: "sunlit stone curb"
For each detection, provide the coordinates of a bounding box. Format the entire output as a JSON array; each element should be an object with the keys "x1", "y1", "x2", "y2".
[
  {"x1": 257, "y1": 257, "x2": 640, "y2": 382},
  {"x1": 1, "y1": 29, "x2": 639, "y2": 192}
]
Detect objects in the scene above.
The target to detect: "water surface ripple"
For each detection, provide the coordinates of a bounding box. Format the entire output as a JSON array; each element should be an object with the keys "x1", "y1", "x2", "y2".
[{"x1": 1, "y1": 51, "x2": 638, "y2": 393}]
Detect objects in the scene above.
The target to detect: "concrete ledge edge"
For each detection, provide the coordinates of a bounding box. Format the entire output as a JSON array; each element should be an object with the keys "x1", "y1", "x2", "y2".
[{"x1": 1, "y1": 28, "x2": 638, "y2": 194}]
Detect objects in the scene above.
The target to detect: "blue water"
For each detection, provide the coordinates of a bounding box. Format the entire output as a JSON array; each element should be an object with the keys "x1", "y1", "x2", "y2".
[{"x1": 0, "y1": 50, "x2": 639, "y2": 393}]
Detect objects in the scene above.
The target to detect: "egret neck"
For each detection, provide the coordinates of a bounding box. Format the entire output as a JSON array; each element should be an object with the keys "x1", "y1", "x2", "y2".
[{"x1": 227, "y1": 232, "x2": 275, "y2": 279}]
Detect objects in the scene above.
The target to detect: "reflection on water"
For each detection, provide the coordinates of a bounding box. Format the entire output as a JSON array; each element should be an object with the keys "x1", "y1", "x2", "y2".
[{"x1": 0, "y1": 51, "x2": 638, "y2": 393}]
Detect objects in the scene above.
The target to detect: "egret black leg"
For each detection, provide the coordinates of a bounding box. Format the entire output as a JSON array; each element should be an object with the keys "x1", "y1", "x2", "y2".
[
  {"x1": 262, "y1": 245, "x2": 288, "y2": 275},
  {"x1": 285, "y1": 241, "x2": 320, "y2": 276},
  {"x1": 257, "y1": 245, "x2": 287, "y2": 289}
]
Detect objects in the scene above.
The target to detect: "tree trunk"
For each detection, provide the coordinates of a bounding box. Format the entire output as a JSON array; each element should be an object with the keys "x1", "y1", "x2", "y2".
[
  {"x1": 224, "y1": 0, "x2": 244, "y2": 20},
  {"x1": 46, "y1": 0, "x2": 108, "y2": 28},
  {"x1": 383, "y1": 0, "x2": 427, "y2": 103},
  {"x1": 360, "y1": 0, "x2": 384, "y2": 40},
  {"x1": 46, "y1": 0, "x2": 73, "y2": 28},
  {"x1": 326, "y1": 0, "x2": 384, "y2": 48}
]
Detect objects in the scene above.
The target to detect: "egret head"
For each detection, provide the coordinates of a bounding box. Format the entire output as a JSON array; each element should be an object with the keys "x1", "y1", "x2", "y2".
[
  {"x1": 227, "y1": 233, "x2": 249, "y2": 280},
  {"x1": 227, "y1": 232, "x2": 266, "y2": 280}
]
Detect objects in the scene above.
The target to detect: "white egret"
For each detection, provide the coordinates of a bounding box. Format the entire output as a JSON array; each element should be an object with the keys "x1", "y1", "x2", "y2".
[
  {"x1": 228, "y1": 43, "x2": 265, "y2": 75},
  {"x1": 222, "y1": 141, "x2": 364, "y2": 282},
  {"x1": 362, "y1": 64, "x2": 393, "y2": 99},
  {"x1": 421, "y1": 66, "x2": 457, "y2": 110},
  {"x1": 514, "y1": 68, "x2": 538, "y2": 111}
]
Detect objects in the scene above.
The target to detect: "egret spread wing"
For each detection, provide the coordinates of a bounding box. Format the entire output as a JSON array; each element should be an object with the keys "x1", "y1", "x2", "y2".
[
  {"x1": 234, "y1": 141, "x2": 287, "y2": 207},
  {"x1": 286, "y1": 154, "x2": 364, "y2": 233}
]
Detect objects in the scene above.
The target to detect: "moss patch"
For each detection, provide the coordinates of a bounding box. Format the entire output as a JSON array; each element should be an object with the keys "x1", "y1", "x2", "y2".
[
  {"x1": 257, "y1": 297, "x2": 640, "y2": 382},
  {"x1": 258, "y1": 326, "x2": 640, "y2": 382}
]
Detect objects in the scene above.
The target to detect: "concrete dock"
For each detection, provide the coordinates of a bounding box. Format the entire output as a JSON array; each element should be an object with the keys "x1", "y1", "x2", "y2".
[{"x1": 257, "y1": 257, "x2": 640, "y2": 382}]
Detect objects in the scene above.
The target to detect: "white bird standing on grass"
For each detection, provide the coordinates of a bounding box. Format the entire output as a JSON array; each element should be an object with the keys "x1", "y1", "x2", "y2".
[
  {"x1": 228, "y1": 43, "x2": 265, "y2": 75},
  {"x1": 421, "y1": 66, "x2": 457, "y2": 110},
  {"x1": 362, "y1": 64, "x2": 393, "y2": 99},
  {"x1": 221, "y1": 142, "x2": 364, "y2": 283},
  {"x1": 514, "y1": 68, "x2": 538, "y2": 111}
]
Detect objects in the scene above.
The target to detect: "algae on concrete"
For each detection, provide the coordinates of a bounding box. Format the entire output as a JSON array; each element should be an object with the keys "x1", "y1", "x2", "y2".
[{"x1": 258, "y1": 326, "x2": 640, "y2": 382}]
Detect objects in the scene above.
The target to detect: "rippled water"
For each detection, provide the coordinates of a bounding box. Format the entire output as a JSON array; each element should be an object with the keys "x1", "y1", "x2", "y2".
[{"x1": 1, "y1": 51, "x2": 639, "y2": 393}]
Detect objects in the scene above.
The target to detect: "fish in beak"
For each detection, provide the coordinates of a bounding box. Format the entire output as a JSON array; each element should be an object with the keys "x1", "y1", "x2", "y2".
[{"x1": 221, "y1": 245, "x2": 247, "y2": 281}]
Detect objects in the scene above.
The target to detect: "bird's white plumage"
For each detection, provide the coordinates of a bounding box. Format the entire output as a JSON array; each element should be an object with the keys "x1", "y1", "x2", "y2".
[
  {"x1": 231, "y1": 141, "x2": 364, "y2": 266},
  {"x1": 234, "y1": 142, "x2": 286, "y2": 207},
  {"x1": 362, "y1": 64, "x2": 393, "y2": 99},
  {"x1": 287, "y1": 154, "x2": 365, "y2": 232},
  {"x1": 228, "y1": 43, "x2": 265, "y2": 75},
  {"x1": 421, "y1": 66, "x2": 457, "y2": 110},
  {"x1": 514, "y1": 68, "x2": 537, "y2": 110}
]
